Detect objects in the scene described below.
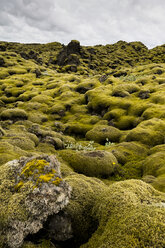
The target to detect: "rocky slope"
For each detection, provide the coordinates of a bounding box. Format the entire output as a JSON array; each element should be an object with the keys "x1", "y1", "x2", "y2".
[{"x1": 0, "y1": 40, "x2": 165, "y2": 247}]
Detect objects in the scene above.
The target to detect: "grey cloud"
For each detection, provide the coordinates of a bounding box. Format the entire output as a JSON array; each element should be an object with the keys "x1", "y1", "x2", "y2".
[{"x1": 0, "y1": 0, "x2": 165, "y2": 48}]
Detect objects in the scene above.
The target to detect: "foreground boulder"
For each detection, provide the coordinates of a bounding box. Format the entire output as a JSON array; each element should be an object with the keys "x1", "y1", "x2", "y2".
[{"x1": 0, "y1": 155, "x2": 71, "y2": 248}]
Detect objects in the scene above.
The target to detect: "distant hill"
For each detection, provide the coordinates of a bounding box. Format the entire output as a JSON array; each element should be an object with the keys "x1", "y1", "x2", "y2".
[{"x1": 0, "y1": 40, "x2": 165, "y2": 74}]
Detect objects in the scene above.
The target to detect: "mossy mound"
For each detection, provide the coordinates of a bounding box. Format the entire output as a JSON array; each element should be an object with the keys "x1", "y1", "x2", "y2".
[
  {"x1": 59, "y1": 149, "x2": 118, "y2": 177},
  {"x1": 142, "y1": 150, "x2": 165, "y2": 192},
  {"x1": 86, "y1": 125, "x2": 122, "y2": 144},
  {"x1": 64, "y1": 174, "x2": 165, "y2": 248},
  {"x1": 0, "y1": 108, "x2": 28, "y2": 121},
  {"x1": 125, "y1": 118, "x2": 165, "y2": 146}
]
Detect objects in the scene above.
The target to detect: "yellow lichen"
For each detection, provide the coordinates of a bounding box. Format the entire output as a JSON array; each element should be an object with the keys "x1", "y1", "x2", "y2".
[
  {"x1": 15, "y1": 159, "x2": 62, "y2": 189},
  {"x1": 37, "y1": 173, "x2": 55, "y2": 183},
  {"x1": 14, "y1": 181, "x2": 24, "y2": 191},
  {"x1": 21, "y1": 159, "x2": 50, "y2": 177},
  {"x1": 52, "y1": 177, "x2": 62, "y2": 186}
]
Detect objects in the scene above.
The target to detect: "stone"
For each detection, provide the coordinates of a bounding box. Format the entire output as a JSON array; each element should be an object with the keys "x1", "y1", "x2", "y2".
[
  {"x1": 0, "y1": 57, "x2": 5, "y2": 67},
  {"x1": 0, "y1": 155, "x2": 71, "y2": 248},
  {"x1": 46, "y1": 211, "x2": 73, "y2": 241}
]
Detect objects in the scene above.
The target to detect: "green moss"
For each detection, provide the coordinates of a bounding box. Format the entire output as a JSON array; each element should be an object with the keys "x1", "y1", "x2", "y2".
[
  {"x1": 0, "y1": 108, "x2": 28, "y2": 121},
  {"x1": 36, "y1": 143, "x2": 56, "y2": 154},
  {"x1": 0, "y1": 95, "x2": 17, "y2": 103},
  {"x1": 76, "y1": 80, "x2": 100, "y2": 93},
  {"x1": 0, "y1": 70, "x2": 9, "y2": 79},
  {"x1": 103, "y1": 108, "x2": 126, "y2": 121},
  {"x1": 6, "y1": 136, "x2": 35, "y2": 150},
  {"x1": 22, "y1": 240, "x2": 55, "y2": 248},
  {"x1": 31, "y1": 95, "x2": 53, "y2": 104},
  {"x1": 59, "y1": 149, "x2": 118, "y2": 177},
  {"x1": 152, "y1": 174, "x2": 165, "y2": 192},
  {"x1": 151, "y1": 92, "x2": 165, "y2": 104},
  {"x1": 0, "y1": 141, "x2": 28, "y2": 166},
  {"x1": 8, "y1": 67, "x2": 27, "y2": 75},
  {"x1": 143, "y1": 152, "x2": 165, "y2": 177},
  {"x1": 115, "y1": 115, "x2": 138, "y2": 130},
  {"x1": 142, "y1": 106, "x2": 165, "y2": 119},
  {"x1": 128, "y1": 102, "x2": 149, "y2": 116},
  {"x1": 28, "y1": 112, "x2": 48, "y2": 124},
  {"x1": 64, "y1": 174, "x2": 165, "y2": 248},
  {"x1": 86, "y1": 125, "x2": 121, "y2": 144},
  {"x1": 64, "y1": 122, "x2": 92, "y2": 136},
  {"x1": 126, "y1": 118, "x2": 165, "y2": 146}
]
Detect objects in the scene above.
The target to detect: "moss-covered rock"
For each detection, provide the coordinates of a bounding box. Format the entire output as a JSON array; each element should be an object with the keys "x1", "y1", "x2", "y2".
[
  {"x1": 125, "y1": 118, "x2": 165, "y2": 146},
  {"x1": 59, "y1": 149, "x2": 118, "y2": 177},
  {"x1": 86, "y1": 125, "x2": 121, "y2": 144},
  {"x1": 0, "y1": 108, "x2": 28, "y2": 121},
  {"x1": 0, "y1": 155, "x2": 71, "y2": 248}
]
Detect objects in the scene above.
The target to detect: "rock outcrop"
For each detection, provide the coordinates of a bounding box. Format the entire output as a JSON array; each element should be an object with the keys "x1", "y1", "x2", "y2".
[{"x1": 0, "y1": 155, "x2": 71, "y2": 248}]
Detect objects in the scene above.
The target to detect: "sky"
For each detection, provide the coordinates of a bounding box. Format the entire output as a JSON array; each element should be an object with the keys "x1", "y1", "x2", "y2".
[{"x1": 0, "y1": 0, "x2": 165, "y2": 48}]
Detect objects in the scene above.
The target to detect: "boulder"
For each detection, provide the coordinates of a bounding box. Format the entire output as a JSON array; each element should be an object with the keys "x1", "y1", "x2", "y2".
[
  {"x1": 0, "y1": 155, "x2": 71, "y2": 248},
  {"x1": 56, "y1": 40, "x2": 80, "y2": 66}
]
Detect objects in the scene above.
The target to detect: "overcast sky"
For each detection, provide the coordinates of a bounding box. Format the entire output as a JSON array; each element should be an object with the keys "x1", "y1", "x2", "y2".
[{"x1": 0, "y1": 0, "x2": 164, "y2": 48}]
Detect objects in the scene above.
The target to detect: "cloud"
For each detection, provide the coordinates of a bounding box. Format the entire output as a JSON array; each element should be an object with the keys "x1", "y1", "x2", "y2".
[{"x1": 0, "y1": 0, "x2": 164, "y2": 48}]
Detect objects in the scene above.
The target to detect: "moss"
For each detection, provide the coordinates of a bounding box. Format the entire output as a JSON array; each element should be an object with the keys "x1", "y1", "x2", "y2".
[
  {"x1": 142, "y1": 106, "x2": 165, "y2": 119},
  {"x1": 128, "y1": 102, "x2": 149, "y2": 116},
  {"x1": 150, "y1": 92, "x2": 165, "y2": 104},
  {"x1": 59, "y1": 150, "x2": 118, "y2": 177},
  {"x1": 112, "y1": 85, "x2": 131, "y2": 97},
  {"x1": 36, "y1": 143, "x2": 56, "y2": 154},
  {"x1": 64, "y1": 122, "x2": 92, "y2": 136},
  {"x1": 0, "y1": 69, "x2": 9, "y2": 79},
  {"x1": 86, "y1": 125, "x2": 121, "y2": 144},
  {"x1": 64, "y1": 174, "x2": 165, "y2": 248},
  {"x1": 49, "y1": 103, "x2": 66, "y2": 115},
  {"x1": 143, "y1": 152, "x2": 165, "y2": 177},
  {"x1": 76, "y1": 80, "x2": 100, "y2": 94},
  {"x1": 4, "y1": 86, "x2": 25, "y2": 97},
  {"x1": 28, "y1": 112, "x2": 48, "y2": 124},
  {"x1": 115, "y1": 115, "x2": 139, "y2": 130},
  {"x1": 31, "y1": 95, "x2": 53, "y2": 104},
  {"x1": 0, "y1": 141, "x2": 28, "y2": 166},
  {"x1": 22, "y1": 240, "x2": 55, "y2": 248},
  {"x1": 8, "y1": 67, "x2": 27, "y2": 75},
  {"x1": 107, "y1": 141, "x2": 148, "y2": 165},
  {"x1": 0, "y1": 127, "x2": 6, "y2": 137},
  {"x1": 152, "y1": 174, "x2": 165, "y2": 192},
  {"x1": 125, "y1": 118, "x2": 165, "y2": 146},
  {"x1": 6, "y1": 136, "x2": 35, "y2": 150},
  {"x1": 0, "y1": 108, "x2": 28, "y2": 121},
  {"x1": 103, "y1": 108, "x2": 126, "y2": 121},
  {"x1": 0, "y1": 95, "x2": 17, "y2": 103}
]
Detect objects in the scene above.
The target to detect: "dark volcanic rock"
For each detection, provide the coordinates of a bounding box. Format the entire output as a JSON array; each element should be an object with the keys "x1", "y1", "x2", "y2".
[
  {"x1": 0, "y1": 57, "x2": 5, "y2": 67},
  {"x1": 47, "y1": 212, "x2": 73, "y2": 241},
  {"x1": 56, "y1": 40, "x2": 80, "y2": 66}
]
